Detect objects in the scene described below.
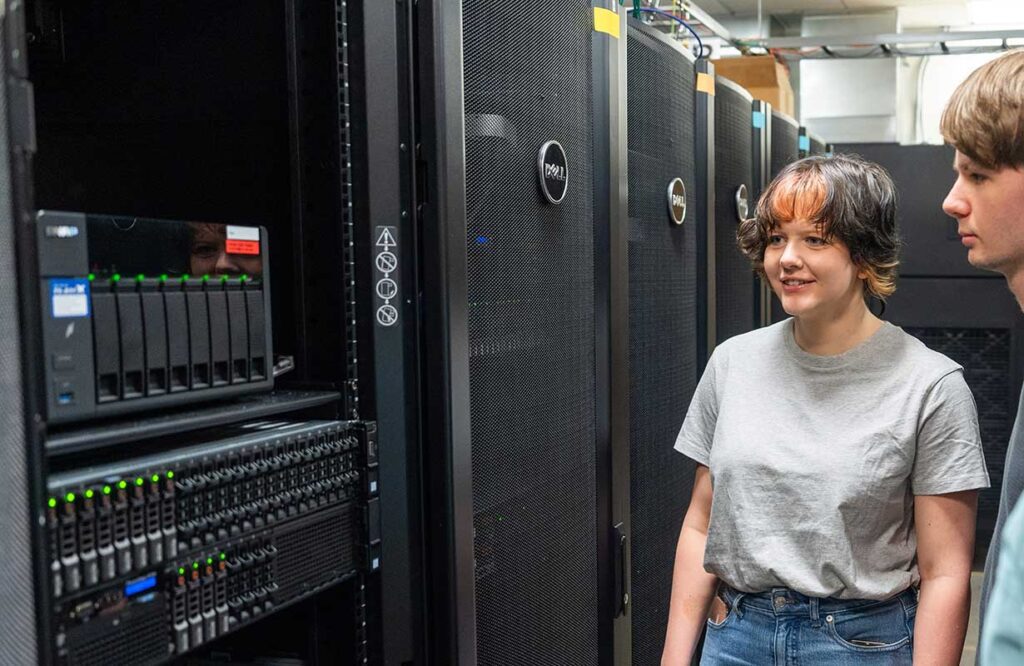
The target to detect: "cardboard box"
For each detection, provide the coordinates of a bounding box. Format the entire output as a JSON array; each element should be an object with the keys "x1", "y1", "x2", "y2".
[{"x1": 711, "y1": 55, "x2": 795, "y2": 117}]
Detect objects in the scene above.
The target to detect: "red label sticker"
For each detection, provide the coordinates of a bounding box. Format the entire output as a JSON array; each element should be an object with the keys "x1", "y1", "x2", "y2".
[{"x1": 226, "y1": 239, "x2": 260, "y2": 255}]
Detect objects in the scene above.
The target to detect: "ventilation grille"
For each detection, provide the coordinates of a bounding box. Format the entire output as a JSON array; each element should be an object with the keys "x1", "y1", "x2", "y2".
[
  {"x1": 714, "y1": 81, "x2": 756, "y2": 344},
  {"x1": 463, "y1": 1, "x2": 599, "y2": 663},
  {"x1": 66, "y1": 598, "x2": 167, "y2": 666},
  {"x1": 904, "y1": 327, "x2": 1011, "y2": 543},
  {"x1": 275, "y1": 505, "x2": 357, "y2": 600},
  {"x1": 771, "y1": 116, "x2": 799, "y2": 178},
  {"x1": 627, "y1": 25, "x2": 699, "y2": 666}
]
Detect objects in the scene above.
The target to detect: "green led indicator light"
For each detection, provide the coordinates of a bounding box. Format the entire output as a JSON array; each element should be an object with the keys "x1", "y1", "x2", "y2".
[
  {"x1": 65, "y1": 492, "x2": 75, "y2": 503},
  {"x1": 220, "y1": 274, "x2": 229, "y2": 283},
  {"x1": 178, "y1": 567, "x2": 185, "y2": 575},
  {"x1": 192, "y1": 562, "x2": 199, "y2": 570},
  {"x1": 85, "y1": 489, "x2": 94, "y2": 499},
  {"x1": 167, "y1": 470, "x2": 175, "y2": 479},
  {"x1": 219, "y1": 553, "x2": 226, "y2": 560},
  {"x1": 159, "y1": 274, "x2": 168, "y2": 282},
  {"x1": 241, "y1": 274, "x2": 249, "y2": 282},
  {"x1": 135, "y1": 477, "x2": 144, "y2": 486},
  {"x1": 111, "y1": 273, "x2": 121, "y2": 283},
  {"x1": 181, "y1": 274, "x2": 190, "y2": 282},
  {"x1": 87, "y1": 273, "x2": 95, "y2": 282},
  {"x1": 202, "y1": 274, "x2": 210, "y2": 283},
  {"x1": 47, "y1": 498, "x2": 56, "y2": 509},
  {"x1": 150, "y1": 474, "x2": 158, "y2": 483},
  {"x1": 136, "y1": 273, "x2": 145, "y2": 282},
  {"x1": 103, "y1": 485, "x2": 111, "y2": 495},
  {"x1": 206, "y1": 557, "x2": 213, "y2": 565},
  {"x1": 118, "y1": 480, "x2": 127, "y2": 490}
]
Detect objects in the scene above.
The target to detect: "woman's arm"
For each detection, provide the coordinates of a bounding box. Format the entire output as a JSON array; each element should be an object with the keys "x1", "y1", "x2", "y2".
[
  {"x1": 913, "y1": 490, "x2": 978, "y2": 665},
  {"x1": 662, "y1": 465, "x2": 720, "y2": 666}
]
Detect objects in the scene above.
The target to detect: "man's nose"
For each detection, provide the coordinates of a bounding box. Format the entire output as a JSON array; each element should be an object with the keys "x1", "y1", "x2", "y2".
[{"x1": 943, "y1": 181, "x2": 969, "y2": 220}]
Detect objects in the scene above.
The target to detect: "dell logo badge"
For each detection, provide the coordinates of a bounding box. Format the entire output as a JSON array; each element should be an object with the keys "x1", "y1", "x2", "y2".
[
  {"x1": 667, "y1": 177, "x2": 687, "y2": 225},
  {"x1": 538, "y1": 140, "x2": 569, "y2": 204}
]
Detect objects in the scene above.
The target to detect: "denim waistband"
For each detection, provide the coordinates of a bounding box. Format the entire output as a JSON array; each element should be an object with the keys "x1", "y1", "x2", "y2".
[{"x1": 719, "y1": 584, "x2": 918, "y2": 620}]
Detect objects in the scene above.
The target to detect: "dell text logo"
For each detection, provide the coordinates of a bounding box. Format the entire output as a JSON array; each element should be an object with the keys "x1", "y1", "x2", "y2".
[
  {"x1": 537, "y1": 141, "x2": 569, "y2": 204},
  {"x1": 667, "y1": 177, "x2": 687, "y2": 225},
  {"x1": 544, "y1": 162, "x2": 567, "y2": 182}
]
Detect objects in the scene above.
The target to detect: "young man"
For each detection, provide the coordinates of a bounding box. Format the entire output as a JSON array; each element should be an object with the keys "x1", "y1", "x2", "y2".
[{"x1": 940, "y1": 49, "x2": 1024, "y2": 657}]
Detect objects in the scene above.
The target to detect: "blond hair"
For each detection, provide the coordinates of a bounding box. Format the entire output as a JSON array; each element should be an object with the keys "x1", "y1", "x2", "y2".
[{"x1": 940, "y1": 50, "x2": 1024, "y2": 169}]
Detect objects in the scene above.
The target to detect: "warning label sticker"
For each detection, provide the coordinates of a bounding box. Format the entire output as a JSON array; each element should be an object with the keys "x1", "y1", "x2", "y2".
[
  {"x1": 226, "y1": 239, "x2": 260, "y2": 255},
  {"x1": 373, "y1": 225, "x2": 399, "y2": 327}
]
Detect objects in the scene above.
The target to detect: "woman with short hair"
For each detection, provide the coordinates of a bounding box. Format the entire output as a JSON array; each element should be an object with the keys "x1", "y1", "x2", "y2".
[{"x1": 661, "y1": 154, "x2": 989, "y2": 665}]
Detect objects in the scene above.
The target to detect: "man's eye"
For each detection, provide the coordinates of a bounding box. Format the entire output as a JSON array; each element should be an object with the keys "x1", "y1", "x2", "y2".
[
  {"x1": 806, "y1": 237, "x2": 827, "y2": 247},
  {"x1": 969, "y1": 172, "x2": 988, "y2": 184},
  {"x1": 768, "y1": 235, "x2": 784, "y2": 245},
  {"x1": 192, "y1": 243, "x2": 219, "y2": 258}
]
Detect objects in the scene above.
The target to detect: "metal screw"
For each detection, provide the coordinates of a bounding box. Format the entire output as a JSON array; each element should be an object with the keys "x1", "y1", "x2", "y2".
[{"x1": 826, "y1": 615, "x2": 834, "y2": 623}]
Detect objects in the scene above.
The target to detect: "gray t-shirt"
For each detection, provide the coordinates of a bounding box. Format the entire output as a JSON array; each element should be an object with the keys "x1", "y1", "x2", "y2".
[{"x1": 675, "y1": 319, "x2": 990, "y2": 600}]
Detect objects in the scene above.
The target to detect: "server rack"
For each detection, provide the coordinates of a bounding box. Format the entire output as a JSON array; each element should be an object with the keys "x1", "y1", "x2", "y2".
[
  {"x1": 8, "y1": 2, "x2": 409, "y2": 663},
  {"x1": 768, "y1": 110, "x2": 801, "y2": 323},
  {"x1": 416, "y1": 1, "x2": 630, "y2": 663},
  {"x1": 770, "y1": 110, "x2": 800, "y2": 179},
  {"x1": 624, "y1": 19, "x2": 713, "y2": 665},
  {"x1": 798, "y1": 126, "x2": 827, "y2": 158},
  {"x1": 754, "y1": 101, "x2": 773, "y2": 328},
  {"x1": 713, "y1": 76, "x2": 758, "y2": 345}
]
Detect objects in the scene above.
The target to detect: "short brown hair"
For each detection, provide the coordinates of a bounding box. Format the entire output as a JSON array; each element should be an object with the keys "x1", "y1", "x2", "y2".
[
  {"x1": 940, "y1": 49, "x2": 1024, "y2": 170},
  {"x1": 738, "y1": 155, "x2": 900, "y2": 299}
]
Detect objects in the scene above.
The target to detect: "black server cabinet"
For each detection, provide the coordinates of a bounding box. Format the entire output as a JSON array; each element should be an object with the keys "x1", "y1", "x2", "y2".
[
  {"x1": 770, "y1": 110, "x2": 800, "y2": 179},
  {"x1": 0, "y1": 3, "x2": 46, "y2": 663},
  {"x1": 714, "y1": 76, "x2": 759, "y2": 344},
  {"x1": 13, "y1": 1, "x2": 401, "y2": 664},
  {"x1": 416, "y1": 1, "x2": 628, "y2": 663},
  {"x1": 798, "y1": 126, "x2": 827, "y2": 158},
  {"x1": 768, "y1": 110, "x2": 801, "y2": 323},
  {"x1": 841, "y1": 142, "x2": 1024, "y2": 552},
  {"x1": 810, "y1": 132, "x2": 827, "y2": 156},
  {"x1": 625, "y1": 20, "x2": 713, "y2": 665},
  {"x1": 754, "y1": 101, "x2": 773, "y2": 328}
]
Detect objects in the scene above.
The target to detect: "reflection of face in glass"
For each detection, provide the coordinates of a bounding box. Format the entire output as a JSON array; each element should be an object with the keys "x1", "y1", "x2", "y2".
[{"x1": 188, "y1": 223, "x2": 263, "y2": 278}]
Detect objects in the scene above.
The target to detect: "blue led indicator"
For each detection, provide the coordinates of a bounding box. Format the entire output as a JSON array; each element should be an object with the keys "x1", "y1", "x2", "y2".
[
  {"x1": 475, "y1": 236, "x2": 489, "y2": 245},
  {"x1": 124, "y1": 573, "x2": 158, "y2": 597},
  {"x1": 752, "y1": 111, "x2": 765, "y2": 129},
  {"x1": 799, "y1": 135, "x2": 811, "y2": 151}
]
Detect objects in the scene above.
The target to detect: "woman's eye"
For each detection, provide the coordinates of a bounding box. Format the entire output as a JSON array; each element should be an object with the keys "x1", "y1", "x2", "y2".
[
  {"x1": 768, "y1": 235, "x2": 784, "y2": 245},
  {"x1": 806, "y1": 236, "x2": 827, "y2": 247},
  {"x1": 191, "y1": 243, "x2": 220, "y2": 258}
]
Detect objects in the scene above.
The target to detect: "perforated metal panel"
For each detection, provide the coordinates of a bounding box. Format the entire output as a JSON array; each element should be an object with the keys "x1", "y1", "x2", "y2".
[
  {"x1": 904, "y1": 327, "x2": 1011, "y2": 540},
  {"x1": 627, "y1": 24, "x2": 699, "y2": 666},
  {"x1": 463, "y1": 2, "x2": 599, "y2": 663},
  {"x1": 715, "y1": 81, "x2": 755, "y2": 344},
  {"x1": 771, "y1": 113, "x2": 799, "y2": 178},
  {"x1": 0, "y1": 22, "x2": 37, "y2": 665}
]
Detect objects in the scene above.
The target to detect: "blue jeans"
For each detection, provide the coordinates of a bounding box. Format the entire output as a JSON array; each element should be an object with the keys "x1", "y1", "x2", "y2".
[{"x1": 701, "y1": 585, "x2": 917, "y2": 665}]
